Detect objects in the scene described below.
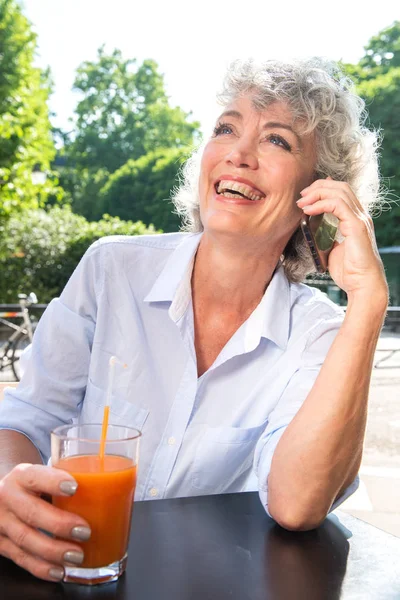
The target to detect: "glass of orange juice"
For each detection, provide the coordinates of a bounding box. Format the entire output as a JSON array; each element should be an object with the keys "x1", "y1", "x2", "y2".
[{"x1": 51, "y1": 424, "x2": 141, "y2": 585}]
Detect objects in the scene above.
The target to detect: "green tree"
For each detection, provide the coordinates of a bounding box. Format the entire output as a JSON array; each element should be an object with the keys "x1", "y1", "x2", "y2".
[
  {"x1": 63, "y1": 47, "x2": 200, "y2": 221},
  {"x1": 360, "y1": 21, "x2": 400, "y2": 74},
  {"x1": 0, "y1": 0, "x2": 59, "y2": 217},
  {"x1": 99, "y1": 147, "x2": 190, "y2": 231},
  {"x1": 357, "y1": 68, "x2": 400, "y2": 245},
  {"x1": 66, "y1": 48, "x2": 199, "y2": 173},
  {"x1": 343, "y1": 21, "x2": 400, "y2": 247}
]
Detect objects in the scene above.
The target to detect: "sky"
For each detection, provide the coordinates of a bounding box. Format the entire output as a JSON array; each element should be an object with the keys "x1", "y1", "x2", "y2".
[{"x1": 21, "y1": 0, "x2": 399, "y2": 135}]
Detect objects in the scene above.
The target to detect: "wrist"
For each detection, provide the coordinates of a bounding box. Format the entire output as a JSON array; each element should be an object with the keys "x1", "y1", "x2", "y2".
[
  {"x1": 345, "y1": 291, "x2": 388, "y2": 328},
  {"x1": 346, "y1": 283, "x2": 389, "y2": 315}
]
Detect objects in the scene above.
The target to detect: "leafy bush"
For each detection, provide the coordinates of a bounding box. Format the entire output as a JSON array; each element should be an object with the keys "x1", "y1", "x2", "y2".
[{"x1": 0, "y1": 205, "x2": 158, "y2": 302}]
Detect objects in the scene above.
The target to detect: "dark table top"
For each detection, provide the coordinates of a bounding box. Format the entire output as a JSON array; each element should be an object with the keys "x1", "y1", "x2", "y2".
[{"x1": 0, "y1": 492, "x2": 399, "y2": 600}]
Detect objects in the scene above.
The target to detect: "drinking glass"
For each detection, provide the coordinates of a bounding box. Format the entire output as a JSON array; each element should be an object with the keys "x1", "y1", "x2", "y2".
[{"x1": 51, "y1": 423, "x2": 141, "y2": 585}]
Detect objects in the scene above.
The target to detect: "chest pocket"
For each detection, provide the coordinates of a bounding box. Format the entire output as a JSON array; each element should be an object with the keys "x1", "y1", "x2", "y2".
[
  {"x1": 191, "y1": 421, "x2": 267, "y2": 494},
  {"x1": 79, "y1": 379, "x2": 149, "y2": 432}
]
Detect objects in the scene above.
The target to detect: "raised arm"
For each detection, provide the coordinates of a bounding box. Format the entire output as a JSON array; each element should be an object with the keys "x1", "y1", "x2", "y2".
[{"x1": 267, "y1": 179, "x2": 388, "y2": 530}]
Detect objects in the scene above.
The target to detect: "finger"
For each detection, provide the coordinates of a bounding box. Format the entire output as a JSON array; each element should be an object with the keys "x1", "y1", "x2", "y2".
[
  {"x1": 13, "y1": 463, "x2": 78, "y2": 498},
  {"x1": 300, "y1": 198, "x2": 369, "y2": 239},
  {"x1": 3, "y1": 513, "x2": 84, "y2": 568},
  {"x1": 8, "y1": 489, "x2": 91, "y2": 542},
  {"x1": 302, "y1": 178, "x2": 353, "y2": 195},
  {"x1": 298, "y1": 187, "x2": 357, "y2": 211},
  {"x1": 301, "y1": 179, "x2": 364, "y2": 212},
  {"x1": 0, "y1": 534, "x2": 65, "y2": 582}
]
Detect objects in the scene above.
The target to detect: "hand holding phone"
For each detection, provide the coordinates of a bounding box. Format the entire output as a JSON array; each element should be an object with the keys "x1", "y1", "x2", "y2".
[{"x1": 300, "y1": 213, "x2": 339, "y2": 274}]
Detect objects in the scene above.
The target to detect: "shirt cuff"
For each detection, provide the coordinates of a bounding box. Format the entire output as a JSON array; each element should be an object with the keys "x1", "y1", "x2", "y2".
[
  {"x1": 330, "y1": 474, "x2": 360, "y2": 511},
  {"x1": 0, "y1": 426, "x2": 46, "y2": 464},
  {"x1": 256, "y1": 429, "x2": 285, "y2": 518}
]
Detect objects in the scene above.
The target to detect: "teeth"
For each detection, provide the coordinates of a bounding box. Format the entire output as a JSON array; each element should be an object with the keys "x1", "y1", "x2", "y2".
[
  {"x1": 220, "y1": 191, "x2": 249, "y2": 199},
  {"x1": 217, "y1": 180, "x2": 263, "y2": 201}
]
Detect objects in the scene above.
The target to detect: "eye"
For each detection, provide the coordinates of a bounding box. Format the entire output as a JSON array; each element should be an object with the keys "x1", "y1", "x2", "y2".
[
  {"x1": 213, "y1": 122, "x2": 234, "y2": 137},
  {"x1": 266, "y1": 133, "x2": 292, "y2": 151}
]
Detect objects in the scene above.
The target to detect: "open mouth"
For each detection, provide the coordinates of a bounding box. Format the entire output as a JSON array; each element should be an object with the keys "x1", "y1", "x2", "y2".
[{"x1": 215, "y1": 180, "x2": 265, "y2": 201}]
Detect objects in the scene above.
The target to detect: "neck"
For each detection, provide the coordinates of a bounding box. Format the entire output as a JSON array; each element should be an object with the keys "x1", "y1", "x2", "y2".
[{"x1": 192, "y1": 232, "x2": 283, "y2": 315}]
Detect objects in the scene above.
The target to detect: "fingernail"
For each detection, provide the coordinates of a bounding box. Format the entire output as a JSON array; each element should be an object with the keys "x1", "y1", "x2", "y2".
[
  {"x1": 49, "y1": 566, "x2": 64, "y2": 581},
  {"x1": 59, "y1": 481, "x2": 78, "y2": 495},
  {"x1": 300, "y1": 187, "x2": 309, "y2": 195},
  {"x1": 71, "y1": 526, "x2": 91, "y2": 541},
  {"x1": 63, "y1": 550, "x2": 84, "y2": 565}
]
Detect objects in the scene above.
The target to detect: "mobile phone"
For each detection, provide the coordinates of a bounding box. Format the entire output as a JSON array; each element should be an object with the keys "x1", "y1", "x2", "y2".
[{"x1": 300, "y1": 213, "x2": 339, "y2": 273}]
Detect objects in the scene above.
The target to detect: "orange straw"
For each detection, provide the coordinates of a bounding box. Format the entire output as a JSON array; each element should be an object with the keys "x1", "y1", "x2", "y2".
[{"x1": 99, "y1": 405, "x2": 110, "y2": 462}]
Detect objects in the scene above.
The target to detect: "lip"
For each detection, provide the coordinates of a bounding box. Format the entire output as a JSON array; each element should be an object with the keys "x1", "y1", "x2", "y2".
[
  {"x1": 213, "y1": 189, "x2": 265, "y2": 206},
  {"x1": 214, "y1": 175, "x2": 266, "y2": 198}
]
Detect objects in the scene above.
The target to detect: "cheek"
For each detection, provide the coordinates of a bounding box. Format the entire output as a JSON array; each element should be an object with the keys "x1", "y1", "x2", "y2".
[
  {"x1": 199, "y1": 146, "x2": 213, "y2": 194},
  {"x1": 265, "y1": 158, "x2": 312, "y2": 199},
  {"x1": 199, "y1": 143, "x2": 224, "y2": 200},
  {"x1": 200, "y1": 143, "x2": 218, "y2": 174}
]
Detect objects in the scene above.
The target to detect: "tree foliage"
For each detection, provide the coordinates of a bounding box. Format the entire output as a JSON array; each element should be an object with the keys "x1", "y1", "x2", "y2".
[
  {"x1": 62, "y1": 48, "x2": 200, "y2": 226},
  {"x1": 98, "y1": 146, "x2": 190, "y2": 231},
  {"x1": 0, "y1": 0, "x2": 59, "y2": 217},
  {"x1": 0, "y1": 205, "x2": 158, "y2": 302},
  {"x1": 357, "y1": 68, "x2": 400, "y2": 245},
  {"x1": 360, "y1": 21, "x2": 400, "y2": 74},
  {"x1": 343, "y1": 21, "x2": 400, "y2": 247},
  {"x1": 65, "y1": 48, "x2": 199, "y2": 173}
]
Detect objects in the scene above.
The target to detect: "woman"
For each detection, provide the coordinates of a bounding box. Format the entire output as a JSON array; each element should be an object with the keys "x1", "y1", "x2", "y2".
[{"x1": 0, "y1": 57, "x2": 388, "y2": 581}]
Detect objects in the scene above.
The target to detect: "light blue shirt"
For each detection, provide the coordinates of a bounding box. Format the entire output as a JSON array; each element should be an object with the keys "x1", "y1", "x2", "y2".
[{"x1": 0, "y1": 232, "x2": 358, "y2": 513}]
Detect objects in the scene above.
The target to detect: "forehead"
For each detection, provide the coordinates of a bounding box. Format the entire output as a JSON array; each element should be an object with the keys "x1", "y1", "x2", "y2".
[
  {"x1": 220, "y1": 96, "x2": 296, "y2": 126},
  {"x1": 219, "y1": 93, "x2": 311, "y2": 128},
  {"x1": 219, "y1": 95, "x2": 316, "y2": 154},
  {"x1": 223, "y1": 93, "x2": 294, "y2": 113}
]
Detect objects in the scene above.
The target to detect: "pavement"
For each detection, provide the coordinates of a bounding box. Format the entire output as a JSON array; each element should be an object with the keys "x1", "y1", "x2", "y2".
[
  {"x1": 1, "y1": 330, "x2": 399, "y2": 537},
  {"x1": 339, "y1": 330, "x2": 400, "y2": 537}
]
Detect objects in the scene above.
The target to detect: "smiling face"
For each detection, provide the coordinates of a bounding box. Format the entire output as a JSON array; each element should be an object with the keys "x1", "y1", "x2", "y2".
[{"x1": 199, "y1": 96, "x2": 317, "y2": 249}]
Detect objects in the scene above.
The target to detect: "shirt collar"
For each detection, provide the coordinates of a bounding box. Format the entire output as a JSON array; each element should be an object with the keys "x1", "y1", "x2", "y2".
[
  {"x1": 144, "y1": 231, "x2": 290, "y2": 349},
  {"x1": 244, "y1": 266, "x2": 290, "y2": 352},
  {"x1": 144, "y1": 233, "x2": 202, "y2": 306}
]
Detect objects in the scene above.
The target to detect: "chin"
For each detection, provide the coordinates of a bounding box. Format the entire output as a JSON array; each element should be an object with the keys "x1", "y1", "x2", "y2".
[{"x1": 203, "y1": 210, "x2": 252, "y2": 237}]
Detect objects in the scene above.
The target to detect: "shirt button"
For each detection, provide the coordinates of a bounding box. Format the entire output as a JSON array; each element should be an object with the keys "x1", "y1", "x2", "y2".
[
  {"x1": 149, "y1": 487, "x2": 158, "y2": 497},
  {"x1": 168, "y1": 436, "x2": 176, "y2": 446}
]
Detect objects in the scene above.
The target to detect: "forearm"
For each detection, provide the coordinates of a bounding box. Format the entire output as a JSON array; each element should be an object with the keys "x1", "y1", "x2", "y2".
[
  {"x1": 268, "y1": 295, "x2": 387, "y2": 530},
  {"x1": 0, "y1": 430, "x2": 43, "y2": 479}
]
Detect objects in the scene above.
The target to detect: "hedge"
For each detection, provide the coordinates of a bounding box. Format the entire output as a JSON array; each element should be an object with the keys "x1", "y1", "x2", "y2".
[{"x1": 0, "y1": 205, "x2": 159, "y2": 303}]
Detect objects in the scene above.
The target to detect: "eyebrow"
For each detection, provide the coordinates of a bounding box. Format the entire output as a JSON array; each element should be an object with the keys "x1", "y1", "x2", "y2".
[{"x1": 217, "y1": 110, "x2": 302, "y2": 147}]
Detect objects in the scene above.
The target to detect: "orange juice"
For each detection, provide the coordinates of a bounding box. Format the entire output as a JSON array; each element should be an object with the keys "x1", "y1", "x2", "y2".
[{"x1": 54, "y1": 454, "x2": 136, "y2": 568}]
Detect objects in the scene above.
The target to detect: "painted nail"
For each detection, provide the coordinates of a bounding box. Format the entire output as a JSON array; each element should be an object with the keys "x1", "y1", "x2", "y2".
[
  {"x1": 63, "y1": 550, "x2": 84, "y2": 565},
  {"x1": 59, "y1": 481, "x2": 78, "y2": 496},
  {"x1": 71, "y1": 526, "x2": 91, "y2": 541},
  {"x1": 49, "y1": 566, "x2": 64, "y2": 581}
]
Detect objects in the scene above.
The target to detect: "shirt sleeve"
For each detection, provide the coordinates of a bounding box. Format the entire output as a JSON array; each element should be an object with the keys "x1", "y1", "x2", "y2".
[
  {"x1": 253, "y1": 312, "x2": 359, "y2": 518},
  {"x1": 0, "y1": 242, "x2": 104, "y2": 462}
]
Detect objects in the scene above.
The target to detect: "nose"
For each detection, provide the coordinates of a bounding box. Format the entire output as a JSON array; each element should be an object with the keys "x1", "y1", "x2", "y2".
[{"x1": 225, "y1": 137, "x2": 259, "y2": 170}]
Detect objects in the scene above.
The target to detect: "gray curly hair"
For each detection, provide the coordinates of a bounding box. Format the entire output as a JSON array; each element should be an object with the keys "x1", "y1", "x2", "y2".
[{"x1": 171, "y1": 57, "x2": 381, "y2": 282}]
